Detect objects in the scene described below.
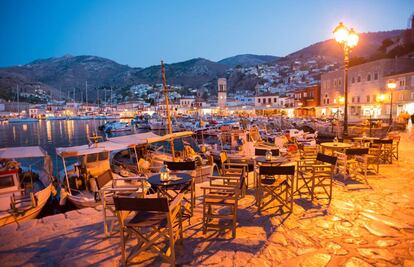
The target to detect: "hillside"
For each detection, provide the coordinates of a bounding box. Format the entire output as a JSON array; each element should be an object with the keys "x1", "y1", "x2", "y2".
[
  {"x1": 219, "y1": 54, "x2": 280, "y2": 67},
  {"x1": 129, "y1": 58, "x2": 228, "y2": 88},
  {"x1": 284, "y1": 30, "x2": 404, "y2": 63}
]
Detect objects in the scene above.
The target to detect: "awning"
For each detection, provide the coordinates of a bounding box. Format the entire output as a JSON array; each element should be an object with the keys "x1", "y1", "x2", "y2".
[
  {"x1": 0, "y1": 146, "x2": 47, "y2": 159},
  {"x1": 146, "y1": 131, "x2": 194, "y2": 143},
  {"x1": 56, "y1": 141, "x2": 128, "y2": 158},
  {"x1": 108, "y1": 132, "x2": 160, "y2": 147}
]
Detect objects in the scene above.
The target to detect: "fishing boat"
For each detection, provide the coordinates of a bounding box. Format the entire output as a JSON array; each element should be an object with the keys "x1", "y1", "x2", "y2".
[
  {"x1": 0, "y1": 147, "x2": 52, "y2": 227},
  {"x1": 56, "y1": 134, "x2": 155, "y2": 208}
]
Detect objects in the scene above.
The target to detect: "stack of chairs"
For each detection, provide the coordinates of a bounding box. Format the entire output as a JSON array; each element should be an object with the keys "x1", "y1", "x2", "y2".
[
  {"x1": 296, "y1": 153, "x2": 337, "y2": 204},
  {"x1": 201, "y1": 170, "x2": 245, "y2": 238},
  {"x1": 256, "y1": 165, "x2": 295, "y2": 214}
]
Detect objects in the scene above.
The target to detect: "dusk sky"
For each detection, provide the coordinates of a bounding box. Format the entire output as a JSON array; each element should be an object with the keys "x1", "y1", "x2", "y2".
[{"x1": 0, "y1": 0, "x2": 412, "y2": 68}]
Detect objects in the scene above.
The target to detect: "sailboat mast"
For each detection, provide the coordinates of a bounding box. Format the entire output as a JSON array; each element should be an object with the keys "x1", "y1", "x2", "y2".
[
  {"x1": 161, "y1": 60, "x2": 175, "y2": 160},
  {"x1": 17, "y1": 85, "x2": 20, "y2": 115}
]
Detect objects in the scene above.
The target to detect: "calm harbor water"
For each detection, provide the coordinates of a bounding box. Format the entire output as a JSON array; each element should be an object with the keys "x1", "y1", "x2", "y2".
[{"x1": 0, "y1": 119, "x2": 145, "y2": 175}]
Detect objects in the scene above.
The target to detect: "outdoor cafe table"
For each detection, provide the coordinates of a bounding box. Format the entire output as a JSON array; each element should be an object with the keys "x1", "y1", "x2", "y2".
[
  {"x1": 254, "y1": 156, "x2": 289, "y2": 166},
  {"x1": 148, "y1": 172, "x2": 195, "y2": 218},
  {"x1": 320, "y1": 142, "x2": 352, "y2": 155},
  {"x1": 147, "y1": 172, "x2": 192, "y2": 200}
]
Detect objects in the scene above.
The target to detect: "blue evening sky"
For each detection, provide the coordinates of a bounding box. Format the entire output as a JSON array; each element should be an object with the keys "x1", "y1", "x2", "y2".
[{"x1": 0, "y1": 0, "x2": 412, "y2": 68}]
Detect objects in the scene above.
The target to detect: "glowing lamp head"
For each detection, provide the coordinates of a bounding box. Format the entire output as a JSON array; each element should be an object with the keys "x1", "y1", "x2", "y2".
[
  {"x1": 387, "y1": 80, "x2": 397, "y2": 90},
  {"x1": 347, "y1": 28, "x2": 359, "y2": 48},
  {"x1": 339, "y1": 96, "x2": 345, "y2": 104},
  {"x1": 378, "y1": 94, "x2": 386, "y2": 102},
  {"x1": 333, "y1": 22, "x2": 349, "y2": 44}
]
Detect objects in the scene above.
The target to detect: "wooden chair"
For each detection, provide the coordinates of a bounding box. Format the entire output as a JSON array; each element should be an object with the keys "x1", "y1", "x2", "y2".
[
  {"x1": 299, "y1": 145, "x2": 318, "y2": 160},
  {"x1": 164, "y1": 161, "x2": 196, "y2": 218},
  {"x1": 390, "y1": 135, "x2": 400, "y2": 161},
  {"x1": 297, "y1": 153, "x2": 337, "y2": 203},
  {"x1": 114, "y1": 194, "x2": 183, "y2": 267},
  {"x1": 97, "y1": 171, "x2": 148, "y2": 237},
  {"x1": 371, "y1": 139, "x2": 393, "y2": 164},
  {"x1": 256, "y1": 165, "x2": 295, "y2": 214},
  {"x1": 201, "y1": 170, "x2": 245, "y2": 238},
  {"x1": 219, "y1": 151, "x2": 249, "y2": 193}
]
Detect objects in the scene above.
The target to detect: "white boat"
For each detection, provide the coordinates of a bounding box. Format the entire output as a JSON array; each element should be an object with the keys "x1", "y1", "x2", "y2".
[
  {"x1": 0, "y1": 146, "x2": 52, "y2": 227},
  {"x1": 99, "y1": 121, "x2": 132, "y2": 133},
  {"x1": 56, "y1": 135, "x2": 152, "y2": 209},
  {"x1": 8, "y1": 117, "x2": 38, "y2": 123}
]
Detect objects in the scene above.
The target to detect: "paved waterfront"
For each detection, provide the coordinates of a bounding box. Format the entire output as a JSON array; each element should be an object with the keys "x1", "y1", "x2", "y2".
[{"x1": 1, "y1": 133, "x2": 414, "y2": 266}]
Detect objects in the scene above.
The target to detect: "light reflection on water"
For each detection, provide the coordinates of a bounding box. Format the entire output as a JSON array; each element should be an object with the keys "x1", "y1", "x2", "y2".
[{"x1": 0, "y1": 119, "x2": 144, "y2": 176}]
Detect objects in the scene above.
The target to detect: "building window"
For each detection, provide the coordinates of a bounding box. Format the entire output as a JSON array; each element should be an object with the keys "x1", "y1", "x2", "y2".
[
  {"x1": 366, "y1": 95, "x2": 370, "y2": 103},
  {"x1": 338, "y1": 79, "x2": 342, "y2": 86},
  {"x1": 258, "y1": 98, "x2": 260, "y2": 103},
  {"x1": 374, "y1": 72, "x2": 379, "y2": 80},
  {"x1": 399, "y1": 94, "x2": 404, "y2": 101},
  {"x1": 357, "y1": 76, "x2": 361, "y2": 83},
  {"x1": 373, "y1": 95, "x2": 376, "y2": 102},
  {"x1": 352, "y1": 97, "x2": 355, "y2": 103},
  {"x1": 334, "y1": 79, "x2": 337, "y2": 87},
  {"x1": 323, "y1": 99, "x2": 325, "y2": 104},
  {"x1": 274, "y1": 98, "x2": 277, "y2": 103},
  {"x1": 357, "y1": 96, "x2": 360, "y2": 103},
  {"x1": 367, "y1": 73, "x2": 371, "y2": 81},
  {"x1": 268, "y1": 98, "x2": 271, "y2": 104},
  {"x1": 352, "y1": 77, "x2": 355, "y2": 83}
]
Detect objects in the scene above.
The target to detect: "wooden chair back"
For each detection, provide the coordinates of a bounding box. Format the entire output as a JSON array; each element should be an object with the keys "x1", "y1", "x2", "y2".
[
  {"x1": 345, "y1": 148, "x2": 369, "y2": 156},
  {"x1": 259, "y1": 165, "x2": 295, "y2": 176},
  {"x1": 95, "y1": 170, "x2": 113, "y2": 190},
  {"x1": 164, "y1": 160, "x2": 196, "y2": 171},
  {"x1": 114, "y1": 196, "x2": 169, "y2": 212},
  {"x1": 316, "y1": 153, "x2": 337, "y2": 165}
]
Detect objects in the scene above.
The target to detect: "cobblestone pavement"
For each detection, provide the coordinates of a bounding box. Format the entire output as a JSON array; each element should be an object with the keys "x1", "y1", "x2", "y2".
[{"x1": 1, "y1": 133, "x2": 414, "y2": 266}]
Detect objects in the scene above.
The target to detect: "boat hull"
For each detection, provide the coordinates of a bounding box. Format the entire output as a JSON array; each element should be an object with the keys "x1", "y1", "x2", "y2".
[{"x1": 0, "y1": 184, "x2": 52, "y2": 227}]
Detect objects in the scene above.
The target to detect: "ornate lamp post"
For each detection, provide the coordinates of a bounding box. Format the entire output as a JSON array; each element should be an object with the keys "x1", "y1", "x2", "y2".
[
  {"x1": 333, "y1": 22, "x2": 359, "y2": 136},
  {"x1": 387, "y1": 80, "x2": 397, "y2": 128}
]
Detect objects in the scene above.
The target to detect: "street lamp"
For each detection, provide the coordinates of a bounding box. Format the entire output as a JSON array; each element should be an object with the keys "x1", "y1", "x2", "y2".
[
  {"x1": 387, "y1": 79, "x2": 397, "y2": 127},
  {"x1": 333, "y1": 22, "x2": 359, "y2": 136}
]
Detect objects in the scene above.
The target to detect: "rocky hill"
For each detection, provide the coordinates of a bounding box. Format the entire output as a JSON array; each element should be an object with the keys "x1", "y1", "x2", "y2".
[
  {"x1": 219, "y1": 54, "x2": 279, "y2": 67},
  {"x1": 284, "y1": 30, "x2": 404, "y2": 63}
]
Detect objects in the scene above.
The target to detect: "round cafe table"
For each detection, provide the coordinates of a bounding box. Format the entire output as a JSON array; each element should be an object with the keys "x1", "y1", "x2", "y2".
[
  {"x1": 148, "y1": 172, "x2": 194, "y2": 217},
  {"x1": 148, "y1": 173, "x2": 192, "y2": 194},
  {"x1": 320, "y1": 142, "x2": 352, "y2": 155},
  {"x1": 254, "y1": 156, "x2": 289, "y2": 166}
]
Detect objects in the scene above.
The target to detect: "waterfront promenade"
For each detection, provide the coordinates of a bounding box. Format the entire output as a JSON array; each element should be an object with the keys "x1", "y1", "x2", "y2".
[{"x1": 1, "y1": 133, "x2": 414, "y2": 266}]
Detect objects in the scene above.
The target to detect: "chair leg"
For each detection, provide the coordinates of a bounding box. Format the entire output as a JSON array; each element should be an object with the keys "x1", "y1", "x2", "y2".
[{"x1": 120, "y1": 228, "x2": 127, "y2": 266}]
